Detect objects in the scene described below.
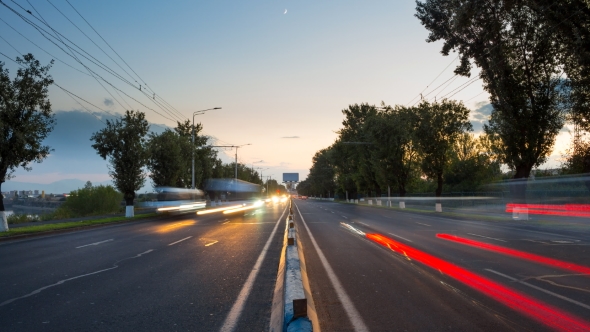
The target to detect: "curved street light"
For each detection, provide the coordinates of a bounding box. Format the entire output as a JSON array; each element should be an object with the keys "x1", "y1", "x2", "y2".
[{"x1": 192, "y1": 107, "x2": 221, "y2": 189}]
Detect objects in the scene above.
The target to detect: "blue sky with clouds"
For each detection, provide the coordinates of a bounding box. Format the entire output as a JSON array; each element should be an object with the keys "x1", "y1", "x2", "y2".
[{"x1": 0, "y1": 0, "x2": 573, "y2": 191}]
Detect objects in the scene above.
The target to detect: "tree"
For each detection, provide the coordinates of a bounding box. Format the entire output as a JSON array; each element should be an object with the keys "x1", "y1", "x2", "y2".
[
  {"x1": 444, "y1": 133, "x2": 502, "y2": 191},
  {"x1": 307, "y1": 148, "x2": 336, "y2": 197},
  {"x1": 416, "y1": 0, "x2": 568, "y2": 203},
  {"x1": 365, "y1": 104, "x2": 420, "y2": 206},
  {"x1": 0, "y1": 54, "x2": 54, "y2": 231},
  {"x1": 338, "y1": 103, "x2": 382, "y2": 196},
  {"x1": 147, "y1": 129, "x2": 184, "y2": 188},
  {"x1": 413, "y1": 100, "x2": 472, "y2": 210},
  {"x1": 91, "y1": 110, "x2": 149, "y2": 217}
]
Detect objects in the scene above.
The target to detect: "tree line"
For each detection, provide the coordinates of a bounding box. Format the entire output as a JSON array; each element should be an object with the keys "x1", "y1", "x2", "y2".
[
  {"x1": 90, "y1": 110, "x2": 266, "y2": 216},
  {"x1": 297, "y1": 101, "x2": 501, "y2": 202},
  {"x1": 298, "y1": 1, "x2": 590, "y2": 203}
]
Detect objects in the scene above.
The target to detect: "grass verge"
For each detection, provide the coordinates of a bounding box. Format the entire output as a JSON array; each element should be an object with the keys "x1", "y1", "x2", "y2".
[{"x1": 0, "y1": 213, "x2": 158, "y2": 238}]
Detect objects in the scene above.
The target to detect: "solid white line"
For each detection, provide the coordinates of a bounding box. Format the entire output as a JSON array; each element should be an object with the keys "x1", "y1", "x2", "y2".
[
  {"x1": 205, "y1": 240, "x2": 218, "y2": 247},
  {"x1": 295, "y1": 203, "x2": 369, "y2": 332},
  {"x1": 168, "y1": 236, "x2": 192, "y2": 246},
  {"x1": 388, "y1": 232, "x2": 413, "y2": 243},
  {"x1": 415, "y1": 222, "x2": 431, "y2": 227},
  {"x1": 485, "y1": 269, "x2": 590, "y2": 310},
  {"x1": 76, "y1": 239, "x2": 113, "y2": 248},
  {"x1": 467, "y1": 233, "x2": 506, "y2": 242},
  {"x1": 219, "y1": 206, "x2": 287, "y2": 332}
]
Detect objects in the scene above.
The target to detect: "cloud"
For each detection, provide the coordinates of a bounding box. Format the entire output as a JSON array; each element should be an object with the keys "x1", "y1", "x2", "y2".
[
  {"x1": 10, "y1": 110, "x2": 170, "y2": 192},
  {"x1": 281, "y1": 136, "x2": 300, "y2": 139},
  {"x1": 470, "y1": 102, "x2": 494, "y2": 134},
  {"x1": 103, "y1": 98, "x2": 114, "y2": 107}
]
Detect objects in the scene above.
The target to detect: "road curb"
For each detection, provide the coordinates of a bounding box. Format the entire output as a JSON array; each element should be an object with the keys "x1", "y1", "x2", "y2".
[{"x1": 270, "y1": 200, "x2": 315, "y2": 332}]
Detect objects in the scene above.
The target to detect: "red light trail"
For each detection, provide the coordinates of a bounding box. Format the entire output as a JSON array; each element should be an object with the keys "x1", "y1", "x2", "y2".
[
  {"x1": 366, "y1": 233, "x2": 590, "y2": 331},
  {"x1": 437, "y1": 234, "x2": 590, "y2": 275},
  {"x1": 506, "y1": 203, "x2": 590, "y2": 218}
]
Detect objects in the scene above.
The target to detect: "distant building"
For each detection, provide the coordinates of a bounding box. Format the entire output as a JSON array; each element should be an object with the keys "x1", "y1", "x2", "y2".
[{"x1": 34, "y1": 190, "x2": 39, "y2": 195}]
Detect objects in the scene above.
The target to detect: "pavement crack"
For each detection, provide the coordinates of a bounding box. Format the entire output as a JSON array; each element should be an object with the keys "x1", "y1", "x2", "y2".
[{"x1": 0, "y1": 249, "x2": 154, "y2": 307}]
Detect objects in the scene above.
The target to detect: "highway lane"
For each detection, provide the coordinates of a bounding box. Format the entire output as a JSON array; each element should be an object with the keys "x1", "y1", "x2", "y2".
[
  {"x1": 294, "y1": 199, "x2": 590, "y2": 331},
  {"x1": 0, "y1": 202, "x2": 288, "y2": 331}
]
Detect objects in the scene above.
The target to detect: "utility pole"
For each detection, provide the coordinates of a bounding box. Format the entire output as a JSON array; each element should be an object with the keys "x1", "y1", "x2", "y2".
[{"x1": 207, "y1": 143, "x2": 251, "y2": 181}]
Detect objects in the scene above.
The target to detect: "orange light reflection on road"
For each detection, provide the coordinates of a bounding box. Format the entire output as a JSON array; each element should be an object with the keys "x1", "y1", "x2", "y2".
[
  {"x1": 197, "y1": 205, "x2": 244, "y2": 215},
  {"x1": 156, "y1": 221, "x2": 195, "y2": 233},
  {"x1": 437, "y1": 233, "x2": 590, "y2": 275},
  {"x1": 366, "y1": 233, "x2": 590, "y2": 331},
  {"x1": 506, "y1": 203, "x2": 590, "y2": 218}
]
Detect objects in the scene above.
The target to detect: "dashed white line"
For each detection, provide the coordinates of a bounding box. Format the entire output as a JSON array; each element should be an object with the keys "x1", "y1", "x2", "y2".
[
  {"x1": 467, "y1": 233, "x2": 506, "y2": 242},
  {"x1": 415, "y1": 222, "x2": 431, "y2": 227},
  {"x1": 76, "y1": 239, "x2": 113, "y2": 248},
  {"x1": 223, "y1": 221, "x2": 230, "y2": 224},
  {"x1": 168, "y1": 236, "x2": 192, "y2": 246},
  {"x1": 486, "y1": 269, "x2": 590, "y2": 310},
  {"x1": 388, "y1": 232, "x2": 413, "y2": 243},
  {"x1": 296, "y1": 204, "x2": 369, "y2": 332},
  {"x1": 342, "y1": 216, "x2": 348, "y2": 219},
  {"x1": 205, "y1": 240, "x2": 218, "y2": 247}
]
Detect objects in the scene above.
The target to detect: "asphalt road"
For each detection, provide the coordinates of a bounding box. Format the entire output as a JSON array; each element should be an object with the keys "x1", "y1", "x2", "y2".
[
  {"x1": 0, "y1": 202, "x2": 288, "y2": 331},
  {"x1": 294, "y1": 199, "x2": 590, "y2": 331}
]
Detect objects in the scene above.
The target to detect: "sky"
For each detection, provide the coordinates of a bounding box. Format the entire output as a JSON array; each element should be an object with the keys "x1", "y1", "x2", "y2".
[{"x1": 0, "y1": 0, "x2": 575, "y2": 191}]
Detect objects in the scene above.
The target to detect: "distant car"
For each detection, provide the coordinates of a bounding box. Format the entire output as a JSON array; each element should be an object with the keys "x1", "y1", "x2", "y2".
[{"x1": 301, "y1": 196, "x2": 308, "y2": 200}]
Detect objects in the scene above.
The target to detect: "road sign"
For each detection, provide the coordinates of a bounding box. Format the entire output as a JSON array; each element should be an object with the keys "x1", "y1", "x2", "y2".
[{"x1": 283, "y1": 173, "x2": 299, "y2": 182}]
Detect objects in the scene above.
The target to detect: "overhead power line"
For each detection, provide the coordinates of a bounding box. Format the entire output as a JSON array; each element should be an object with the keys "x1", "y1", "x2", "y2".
[{"x1": 2, "y1": 0, "x2": 185, "y2": 123}]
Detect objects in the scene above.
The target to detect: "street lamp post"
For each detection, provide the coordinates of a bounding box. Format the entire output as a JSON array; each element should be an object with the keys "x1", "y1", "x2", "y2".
[{"x1": 192, "y1": 107, "x2": 221, "y2": 189}]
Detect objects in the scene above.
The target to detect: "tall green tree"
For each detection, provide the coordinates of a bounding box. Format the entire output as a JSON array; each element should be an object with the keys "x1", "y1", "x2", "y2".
[
  {"x1": 91, "y1": 110, "x2": 149, "y2": 217},
  {"x1": 416, "y1": 0, "x2": 568, "y2": 202},
  {"x1": 307, "y1": 148, "x2": 336, "y2": 197},
  {"x1": 147, "y1": 129, "x2": 184, "y2": 188},
  {"x1": 365, "y1": 105, "x2": 419, "y2": 203},
  {"x1": 0, "y1": 54, "x2": 54, "y2": 231},
  {"x1": 338, "y1": 103, "x2": 381, "y2": 196},
  {"x1": 413, "y1": 100, "x2": 472, "y2": 209}
]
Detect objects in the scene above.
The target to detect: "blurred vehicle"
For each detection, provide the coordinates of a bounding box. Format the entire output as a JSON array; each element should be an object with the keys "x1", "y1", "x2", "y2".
[
  {"x1": 145, "y1": 187, "x2": 206, "y2": 214},
  {"x1": 204, "y1": 178, "x2": 261, "y2": 202}
]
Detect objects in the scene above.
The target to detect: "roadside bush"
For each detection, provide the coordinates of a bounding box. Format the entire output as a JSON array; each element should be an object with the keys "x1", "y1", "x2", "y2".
[
  {"x1": 7, "y1": 213, "x2": 39, "y2": 224},
  {"x1": 60, "y1": 185, "x2": 123, "y2": 217}
]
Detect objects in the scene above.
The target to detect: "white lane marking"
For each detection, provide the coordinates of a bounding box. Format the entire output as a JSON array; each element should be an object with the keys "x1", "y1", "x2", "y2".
[
  {"x1": 331, "y1": 211, "x2": 335, "y2": 214},
  {"x1": 467, "y1": 233, "x2": 506, "y2": 242},
  {"x1": 205, "y1": 240, "x2": 218, "y2": 247},
  {"x1": 342, "y1": 215, "x2": 348, "y2": 219},
  {"x1": 168, "y1": 236, "x2": 192, "y2": 246},
  {"x1": 485, "y1": 269, "x2": 590, "y2": 310},
  {"x1": 76, "y1": 239, "x2": 113, "y2": 248},
  {"x1": 0, "y1": 250, "x2": 153, "y2": 307},
  {"x1": 415, "y1": 222, "x2": 431, "y2": 227},
  {"x1": 295, "y1": 203, "x2": 369, "y2": 332},
  {"x1": 388, "y1": 232, "x2": 413, "y2": 243},
  {"x1": 223, "y1": 221, "x2": 230, "y2": 224},
  {"x1": 219, "y1": 206, "x2": 287, "y2": 332},
  {"x1": 358, "y1": 221, "x2": 368, "y2": 226}
]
